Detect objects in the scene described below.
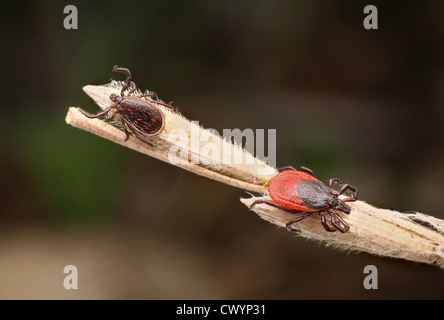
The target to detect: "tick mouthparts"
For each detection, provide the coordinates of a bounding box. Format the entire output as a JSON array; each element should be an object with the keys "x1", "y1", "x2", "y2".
[{"x1": 337, "y1": 201, "x2": 351, "y2": 213}]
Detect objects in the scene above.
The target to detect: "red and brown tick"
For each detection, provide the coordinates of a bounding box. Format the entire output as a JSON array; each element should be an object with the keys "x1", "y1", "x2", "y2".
[
  {"x1": 79, "y1": 65, "x2": 177, "y2": 146},
  {"x1": 250, "y1": 166, "x2": 358, "y2": 233}
]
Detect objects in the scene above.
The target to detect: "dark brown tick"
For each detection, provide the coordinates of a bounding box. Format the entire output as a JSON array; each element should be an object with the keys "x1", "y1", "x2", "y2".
[{"x1": 79, "y1": 66, "x2": 177, "y2": 146}]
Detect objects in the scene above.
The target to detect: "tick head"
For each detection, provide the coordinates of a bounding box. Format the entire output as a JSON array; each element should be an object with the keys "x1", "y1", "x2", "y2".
[
  {"x1": 110, "y1": 93, "x2": 121, "y2": 104},
  {"x1": 327, "y1": 194, "x2": 352, "y2": 213},
  {"x1": 328, "y1": 194, "x2": 339, "y2": 208}
]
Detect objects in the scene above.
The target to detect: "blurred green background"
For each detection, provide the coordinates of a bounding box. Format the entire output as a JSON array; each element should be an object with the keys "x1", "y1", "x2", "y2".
[{"x1": 1, "y1": 0, "x2": 444, "y2": 299}]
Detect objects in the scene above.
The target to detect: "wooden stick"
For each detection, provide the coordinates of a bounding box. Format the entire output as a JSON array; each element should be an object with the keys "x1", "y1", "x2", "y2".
[{"x1": 66, "y1": 82, "x2": 444, "y2": 269}]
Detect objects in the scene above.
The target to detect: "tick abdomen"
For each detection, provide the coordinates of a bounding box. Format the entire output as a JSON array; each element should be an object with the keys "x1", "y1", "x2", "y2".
[
  {"x1": 295, "y1": 179, "x2": 330, "y2": 210},
  {"x1": 118, "y1": 96, "x2": 165, "y2": 135},
  {"x1": 268, "y1": 171, "x2": 328, "y2": 211}
]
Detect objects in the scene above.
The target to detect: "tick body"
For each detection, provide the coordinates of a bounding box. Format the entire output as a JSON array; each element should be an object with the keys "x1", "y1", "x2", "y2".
[
  {"x1": 250, "y1": 166, "x2": 358, "y2": 233},
  {"x1": 79, "y1": 66, "x2": 177, "y2": 146}
]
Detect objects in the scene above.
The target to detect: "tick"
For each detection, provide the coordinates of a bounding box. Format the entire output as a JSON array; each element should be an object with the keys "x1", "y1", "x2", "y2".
[
  {"x1": 250, "y1": 166, "x2": 358, "y2": 233},
  {"x1": 79, "y1": 65, "x2": 177, "y2": 146}
]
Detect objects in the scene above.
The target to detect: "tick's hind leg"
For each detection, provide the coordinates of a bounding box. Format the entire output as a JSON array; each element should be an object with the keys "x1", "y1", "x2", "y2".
[
  {"x1": 118, "y1": 118, "x2": 131, "y2": 142},
  {"x1": 249, "y1": 199, "x2": 303, "y2": 214},
  {"x1": 154, "y1": 100, "x2": 179, "y2": 111},
  {"x1": 249, "y1": 199, "x2": 309, "y2": 232},
  {"x1": 286, "y1": 212, "x2": 314, "y2": 233},
  {"x1": 278, "y1": 166, "x2": 297, "y2": 172},
  {"x1": 137, "y1": 92, "x2": 156, "y2": 99},
  {"x1": 123, "y1": 121, "x2": 155, "y2": 147},
  {"x1": 299, "y1": 166, "x2": 315, "y2": 176},
  {"x1": 278, "y1": 166, "x2": 315, "y2": 176},
  {"x1": 137, "y1": 92, "x2": 178, "y2": 112}
]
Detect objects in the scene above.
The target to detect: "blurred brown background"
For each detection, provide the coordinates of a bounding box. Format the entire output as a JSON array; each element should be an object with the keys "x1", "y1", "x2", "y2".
[{"x1": 1, "y1": 0, "x2": 444, "y2": 299}]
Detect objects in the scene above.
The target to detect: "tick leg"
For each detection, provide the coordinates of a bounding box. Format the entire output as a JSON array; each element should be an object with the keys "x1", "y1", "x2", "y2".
[
  {"x1": 319, "y1": 212, "x2": 337, "y2": 232},
  {"x1": 278, "y1": 166, "x2": 297, "y2": 172},
  {"x1": 119, "y1": 119, "x2": 131, "y2": 142},
  {"x1": 299, "y1": 166, "x2": 315, "y2": 176},
  {"x1": 249, "y1": 199, "x2": 303, "y2": 214},
  {"x1": 286, "y1": 212, "x2": 314, "y2": 233},
  {"x1": 152, "y1": 100, "x2": 178, "y2": 111},
  {"x1": 104, "y1": 108, "x2": 117, "y2": 121},
  {"x1": 330, "y1": 213, "x2": 350, "y2": 233},
  {"x1": 329, "y1": 177, "x2": 343, "y2": 190},
  {"x1": 127, "y1": 81, "x2": 137, "y2": 95},
  {"x1": 123, "y1": 121, "x2": 155, "y2": 147},
  {"x1": 137, "y1": 92, "x2": 156, "y2": 99},
  {"x1": 112, "y1": 65, "x2": 132, "y2": 96},
  {"x1": 137, "y1": 93, "x2": 178, "y2": 111},
  {"x1": 130, "y1": 130, "x2": 155, "y2": 147},
  {"x1": 79, "y1": 105, "x2": 113, "y2": 119},
  {"x1": 278, "y1": 166, "x2": 314, "y2": 176},
  {"x1": 339, "y1": 184, "x2": 359, "y2": 202}
]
